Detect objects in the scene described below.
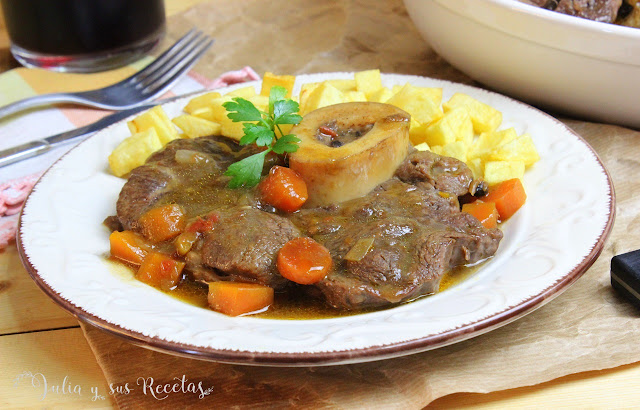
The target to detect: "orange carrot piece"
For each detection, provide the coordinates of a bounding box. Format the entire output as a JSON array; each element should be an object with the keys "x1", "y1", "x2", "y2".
[
  {"x1": 186, "y1": 212, "x2": 219, "y2": 233},
  {"x1": 259, "y1": 166, "x2": 308, "y2": 212},
  {"x1": 277, "y1": 237, "x2": 332, "y2": 285},
  {"x1": 136, "y1": 251, "x2": 185, "y2": 290},
  {"x1": 138, "y1": 204, "x2": 186, "y2": 242},
  {"x1": 483, "y1": 178, "x2": 527, "y2": 221},
  {"x1": 207, "y1": 282, "x2": 274, "y2": 316},
  {"x1": 109, "y1": 230, "x2": 152, "y2": 265},
  {"x1": 462, "y1": 201, "x2": 499, "y2": 229}
]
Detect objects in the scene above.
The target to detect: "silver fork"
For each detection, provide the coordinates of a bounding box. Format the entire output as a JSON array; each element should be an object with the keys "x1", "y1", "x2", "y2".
[{"x1": 0, "y1": 29, "x2": 214, "y2": 119}]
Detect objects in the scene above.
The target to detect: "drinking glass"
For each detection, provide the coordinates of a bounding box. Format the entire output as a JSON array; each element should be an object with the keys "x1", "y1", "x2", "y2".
[{"x1": 1, "y1": 0, "x2": 166, "y2": 72}]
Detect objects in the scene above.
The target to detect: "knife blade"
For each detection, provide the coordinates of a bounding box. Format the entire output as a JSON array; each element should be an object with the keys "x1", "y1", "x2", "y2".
[{"x1": 0, "y1": 91, "x2": 205, "y2": 168}]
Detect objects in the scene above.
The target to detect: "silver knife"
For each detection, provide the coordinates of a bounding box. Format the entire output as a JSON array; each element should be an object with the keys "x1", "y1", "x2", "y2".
[{"x1": 0, "y1": 91, "x2": 206, "y2": 168}]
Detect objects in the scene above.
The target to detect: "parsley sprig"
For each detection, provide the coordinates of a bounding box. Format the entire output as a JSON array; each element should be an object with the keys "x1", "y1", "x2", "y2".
[{"x1": 222, "y1": 86, "x2": 302, "y2": 188}]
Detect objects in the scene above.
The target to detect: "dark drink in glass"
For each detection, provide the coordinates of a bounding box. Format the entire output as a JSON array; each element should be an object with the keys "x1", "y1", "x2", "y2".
[{"x1": 1, "y1": 0, "x2": 166, "y2": 72}]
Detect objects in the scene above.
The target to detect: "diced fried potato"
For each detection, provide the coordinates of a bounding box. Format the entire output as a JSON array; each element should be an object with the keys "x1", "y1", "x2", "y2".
[
  {"x1": 421, "y1": 107, "x2": 473, "y2": 147},
  {"x1": 345, "y1": 91, "x2": 368, "y2": 102},
  {"x1": 127, "y1": 106, "x2": 179, "y2": 144},
  {"x1": 483, "y1": 160, "x2": 525, "y2": 185},
  {"x1": 354, "y1": 69, "x2": 382, "y2": 98},
  {"x1": 189, "y1": 107, "x2": 216, "y2": 122},
  {"x1": 386, "y1": 83, "x2": 443, "y2": 125},
  {"x1": 197, "y1": 96, "x2": 233, "y2": 123},
  {"x1": 488, "y1": 133, "x2": 540, "y2": 167},
  {"x1": 299, "y1": 83, "x2": 319, "y2": 106},
  {"x1": 468, "y1": 158, "x2": 484, "y2": 179},
  {"x1": 248, "y1": 95, "x2": 269, "y2": 111},
  {"x1": 368, "y1": 87, "x2": 393, "y2": 103},
  {"x1": 260, "y1": 72, "x2": 296, "y2": 98},
  {"x1": 220, "y1": 117, "x2": 245, "y2": 141},
  {"x1": 183, "y1": 91, "x2": 222, "y2": 114},
  {"x1": 431, "y1": 141, "x2": 468, "y2": 163},
  {"x1": 227, "y1": 86, "x2": 256, "y2": 98},
  {"x1": 409, "y1": 120, "x2": 427, "y2": 146},
  {"x1": 300, "y1": 82, "x2": 345, "y2": 115},
  {"x1": 414, "y1": 142, "x2": 430, "y2": 151},
  {"x1": 109, "y1": 128, "x2": 163, "y2": 177},
  {"x1": 469, "y1": 128, "x2": 518, "y2": 161},
  {"x1": 443, "y1": 93, "x2": 502, "y2": 133},
  {"x1": 172, "y1": 115, "x2": 222, "y2": 138},
  {"x1": 325, "y1": 79, "x2": 356, "y2": 92}
]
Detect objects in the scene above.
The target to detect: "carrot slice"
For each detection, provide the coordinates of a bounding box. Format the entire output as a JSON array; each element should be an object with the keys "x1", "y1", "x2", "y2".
[
  {"x1": 138, "y1": 204, "x2": 186, "y2": 242},
  {"x1": 207, "y1": 282, "x2": 274, "y2": 316},
  {"x1": 483, "y1": 178, "x2": 527, "y2": 220},
  {"x1": 259, "y1": 166, "x2": 308, "y2": 212},
  {"x1": 462, "y1": 201, "x2": 499, "y2": 229},
  {"x1": 277, "y1": 237, "x2": 332, "y2": 285},
  {"x1": 136, "y1": 251, "x2": 185, "y2": 290},
  {"x1": 109, "y1": 230, "x2": 152, "y2": 265}
]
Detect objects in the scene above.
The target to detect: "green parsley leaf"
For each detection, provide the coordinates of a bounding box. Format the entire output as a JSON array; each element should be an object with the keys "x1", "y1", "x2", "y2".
[
  {"x1": 268, "y1": 85, "x2": 288, "y2": 115},
  {"x1": 272, "y1": 134, "x2": 301, "y2": 154},
  {"x1": 274, "y1": 100, "x2": 302, "y2": 124},
  {"x1": 222, "y1": 98, "x2": 263, "y2": 123},
  {"x1": 223, "y1": 86, "x2": 302, "y2": 188},
  {"x1": 241, "y1": 123, "x2": 274, "y2": 147},
  {"x1": 224, "y1": 151, "x2": 269, "y2": 188}
]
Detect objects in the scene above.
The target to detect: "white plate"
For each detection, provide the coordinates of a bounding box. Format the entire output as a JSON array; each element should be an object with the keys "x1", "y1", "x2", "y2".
[{"x1": 18, "y1": 73, "x2": 614, "y2": 366}]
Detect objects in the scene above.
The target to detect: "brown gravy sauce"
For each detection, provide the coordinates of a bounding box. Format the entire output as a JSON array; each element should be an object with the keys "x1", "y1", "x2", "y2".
[{"x1": 108, "y1": 258, "x2": 480, "y2": 320}]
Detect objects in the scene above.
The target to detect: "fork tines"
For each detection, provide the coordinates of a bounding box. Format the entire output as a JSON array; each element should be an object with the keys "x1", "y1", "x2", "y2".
[{"x1": 130, "y1": 29, "x2": 214, "y2": 96}]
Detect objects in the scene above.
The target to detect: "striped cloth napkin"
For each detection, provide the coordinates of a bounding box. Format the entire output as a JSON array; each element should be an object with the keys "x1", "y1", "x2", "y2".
[{"x1": 0, "y1": 65, "x2": 259, "y2": 248}]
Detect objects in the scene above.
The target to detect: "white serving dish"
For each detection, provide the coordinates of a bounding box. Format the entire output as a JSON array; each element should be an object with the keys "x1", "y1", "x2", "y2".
[{"x1": 403, "y1": 0, "x2": 640, "y2": 129}]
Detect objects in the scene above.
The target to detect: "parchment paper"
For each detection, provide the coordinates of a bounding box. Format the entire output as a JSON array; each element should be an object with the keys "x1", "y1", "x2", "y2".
[{"x1": 82, "y1": 0, "x2": 640, "y2": 408}]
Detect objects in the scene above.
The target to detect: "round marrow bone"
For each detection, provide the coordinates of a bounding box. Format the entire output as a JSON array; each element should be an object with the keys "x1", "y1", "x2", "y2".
[{"x1": 289, "y1": 102, "x2": 411, "y2": 207}]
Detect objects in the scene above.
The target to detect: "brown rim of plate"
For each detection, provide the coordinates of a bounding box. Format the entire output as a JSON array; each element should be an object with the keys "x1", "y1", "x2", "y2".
[{"x1": 16, "y1": 84, "x2": 616, "y2": 367}]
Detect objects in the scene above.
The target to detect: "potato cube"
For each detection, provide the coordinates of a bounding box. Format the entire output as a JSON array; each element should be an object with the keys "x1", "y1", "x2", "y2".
[
  {"x1": 414, "y1": 142, "x2": 430, "y2": 151},
  {"x1": 489, "y1": 133, "x2": 540, "y2": 167},
  {"x1": 109, "y1": 128, "x2": 163, "y2": 177},
  {"x1": 183, "y1": 91, "x2": 222, "y2": 114},
  {"x1": 326, "y1": 79, "x2": 357, "y2": 92},
  {"x1": 301, "y1": 82, "x2": 345, "y2": 115},
  {"x1": 468, "y1": 158, "x2": 484, "y2": 179},
  {"x1": 431, "y1": 141, "x2": 468, "y2": 163},
  {"x1": 345, "y1": 91, "x2": 368, "y2": 102},
  {"x1": 189, "y1": 107, "x2": 216, "y2": 122},
  {"x1": 409, "y1": 121, "x2": 427, "y2": 146},
  {"x1": 368, "y1": 87, "x2": 393, "y2": 103},
  {"x1": 199, "y1": 96, "x2": 233, "y2": 123},
  {"x1": 483, "y1": 161, "x2": 525, "y2": 185},
  {"x1": 422, "y1": 107, "x2": 473, "y2": 147},
  {"x1": 220, "y1": 117, "x2": 245, "y2": 141},
  {"x1": 469, "y1": 127, "x2": 518, "y2": 161},
  {"x1": 226, "y1": 86, "x2": 256, "y2": 98},
  {"x1": 127, "y1": 106, "x2": 179, "y2": 144},
  {"x1": 172, "y1": 115, "x2": 222, "y2": 138},
  {"x1": 248, "y1": 95, "x2": 269, "y2": 112},
  {"x1": 299, "y1": 83, "x2": 319, "y2": 108},
  {"x1": 443, "y1": 93, "x2": 502, "y2": 133},
  {"x1": 386, "y1": 83, "x2": 443, "y2": 125},
  {"x1": 354, "y1": 69, "x2": 383, "y2": 98},
  {"x1": 260, "y1": 72, "x2": 296, "y2": 98}
]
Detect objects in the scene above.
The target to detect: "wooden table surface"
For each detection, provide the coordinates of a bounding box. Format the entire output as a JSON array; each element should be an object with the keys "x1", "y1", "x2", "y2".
[{"x1": 2, "y1": 1, "x2": 640, "y2": 408}]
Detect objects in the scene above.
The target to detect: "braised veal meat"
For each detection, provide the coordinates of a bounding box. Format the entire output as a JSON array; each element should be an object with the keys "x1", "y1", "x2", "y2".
[
  {"x1": 112, "y1": 136, "x2": 503, "y2": 310},
  {"x1": 291, "y1": 179, "x2": 502, "y2": 309},
  {"x1": 198, "y1": 208, "x2": 301, "y2": 289},
  {"x1": 524, "y1": 0, "x2": 625, "y2": 23}
]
